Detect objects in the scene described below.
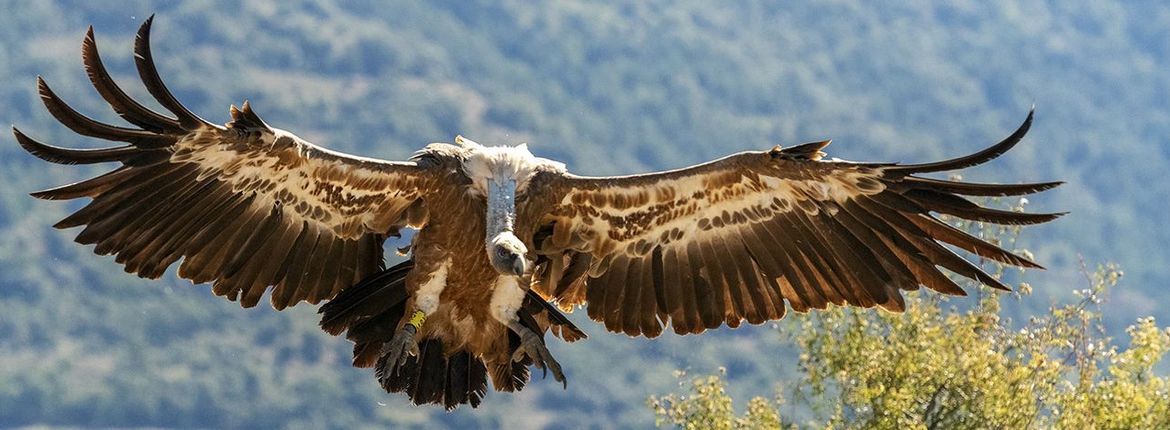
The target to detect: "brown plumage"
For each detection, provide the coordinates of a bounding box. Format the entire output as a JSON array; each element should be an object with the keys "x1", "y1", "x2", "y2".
[{"x1": 16, "y1": 17, "x2": 1062, "y2": 409}]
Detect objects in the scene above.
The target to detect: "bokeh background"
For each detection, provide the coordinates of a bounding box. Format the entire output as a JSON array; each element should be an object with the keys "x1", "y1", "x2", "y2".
[{"x1": 1, "y1": 1, "x2": 1166, "y2": 428}]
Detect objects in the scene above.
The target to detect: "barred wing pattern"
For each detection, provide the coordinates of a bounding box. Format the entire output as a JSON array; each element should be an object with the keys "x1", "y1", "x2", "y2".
[
  {"x1": 15, "y1": 18, "x2": 433, "y2": 309},
  {"x1": 535, "y1": 113, "x2": 1062, "y2": 337}
]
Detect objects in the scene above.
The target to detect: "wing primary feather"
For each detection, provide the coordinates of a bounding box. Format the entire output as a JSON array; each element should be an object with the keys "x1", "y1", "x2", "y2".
[
  {"x1": 79, "y1": 165, "x2": 201, "y2": 248},
  {"x1": 856, "y1": 197, "x2": 1011, "y2": 291},
  {"x1": 98, "y1": 169, "x2": 214, "y2": 257},
  {"x1": 902, "y1": 177, "x2": 1063, "y2": 197},
  {"x1": 81, "y1": 26, "x2": 181, "y2": 132},
  {"x1": 789, "y1": 210, "x2": 872, "y2": 307},
  {"x1": 903, "y1": 212, "x2": 1044, "y2": 268},
  {"x1": 843, "y1": 201, "x2": 967, "y2": 295},
  {"x1": 36, "y1": 77, "x2": 174, "y2": 147},
  {"x1": 132, "y1": 16, "x2": 213, "y2": 130},
  {"x1": 888, "y1": 109, "x2": 1033, "y2": 174},
  {"x1": 13, "y1": 127, "x2": 145, "y2": 165},
  {"x1": 112, "y1": 182, "x2": 224, "y2": 275},
  {"x1": 831, "y1": 203, "x2": 921, "y2": 289},
  {"x1": 52, "y1": 162, "x2": 173, "y2": 228},
  {"x1": 29, "y1": 166, "x2": 131, "y2": 200},
  {"x1": 903, "y1": 189, "x2": 1065, "y2": 225}
]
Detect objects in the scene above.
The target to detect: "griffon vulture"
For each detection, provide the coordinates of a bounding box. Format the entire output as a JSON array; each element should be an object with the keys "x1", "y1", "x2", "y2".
[{"x1": 14, "y1": 18, "x2": 1062, "y2": 409}]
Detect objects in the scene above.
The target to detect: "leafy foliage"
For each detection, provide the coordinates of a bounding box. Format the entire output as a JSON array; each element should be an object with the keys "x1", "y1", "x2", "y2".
[{"x1": 651, "y1": 215, "x2": 1170, "y2": 429}]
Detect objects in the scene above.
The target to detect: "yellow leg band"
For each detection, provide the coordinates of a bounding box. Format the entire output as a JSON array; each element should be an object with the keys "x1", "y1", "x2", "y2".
[{"x1": 407, "y1": 310, "x2": 426, "y2": 330}]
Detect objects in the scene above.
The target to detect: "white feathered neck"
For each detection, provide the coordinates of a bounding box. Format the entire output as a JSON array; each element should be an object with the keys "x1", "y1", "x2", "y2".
[{"x1": 458, "y1": 136, "x2": 565, "y2": 194}]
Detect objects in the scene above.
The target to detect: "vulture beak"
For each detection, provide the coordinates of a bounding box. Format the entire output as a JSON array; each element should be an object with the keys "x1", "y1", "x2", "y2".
[{"x1": 490, "y1": 233, "x2": 530, "y2": 276}]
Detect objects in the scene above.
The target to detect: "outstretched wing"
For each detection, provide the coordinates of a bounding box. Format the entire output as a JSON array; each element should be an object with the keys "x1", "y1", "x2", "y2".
[
  {"x1": 15, "y1": 18, "x2": 438, "y2": 309},
  {"x1": 532, "y1": 112, "x2": 1062, "y2": 337}
]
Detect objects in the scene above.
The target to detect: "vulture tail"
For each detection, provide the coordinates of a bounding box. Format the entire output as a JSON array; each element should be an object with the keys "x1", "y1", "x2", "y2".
[
  {"x1": 320, "y1": 259, "x2": 579, "y2": 408},
  {"x1": 320, "y1": 259, "x2": 491, "y2": 410},
  {"x1": 377, "y1": 339, "x2": 490, "y2": 410}
]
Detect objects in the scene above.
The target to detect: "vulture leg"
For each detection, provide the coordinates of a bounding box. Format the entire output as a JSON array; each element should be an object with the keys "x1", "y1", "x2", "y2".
[
  {"x1": 384, "y1": 255, "x2": 451, "y2": 370},
  {"x1": 507, "y1": 320, "x2": 566, "y2": 388},
  {"x1": 382, "y1": 315, "x2": 422, "y2": 370}
]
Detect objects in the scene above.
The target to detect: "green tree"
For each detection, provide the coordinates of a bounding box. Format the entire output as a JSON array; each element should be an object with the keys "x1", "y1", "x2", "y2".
[
  {"x1": 652, "y1": 266, "x2": 1170, "y2": 429},
  {"x1": 651, "y1": 205, "x2": 1170, "y2": 429}
]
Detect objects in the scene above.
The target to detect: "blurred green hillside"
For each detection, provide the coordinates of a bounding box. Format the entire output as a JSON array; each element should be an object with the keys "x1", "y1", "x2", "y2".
[{"x1": 1, "y1": 1, "x2": 1167, "y2": 428}]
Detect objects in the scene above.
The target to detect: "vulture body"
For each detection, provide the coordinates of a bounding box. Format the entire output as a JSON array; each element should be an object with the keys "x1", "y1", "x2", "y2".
[{"x1": 15, "y1": 18, "x2": 1063, "y2": 409}]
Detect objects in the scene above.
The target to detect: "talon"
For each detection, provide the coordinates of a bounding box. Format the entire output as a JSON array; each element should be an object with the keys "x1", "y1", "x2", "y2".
[
  {"x1": 513, "y1": 326, "x2": 567, "y2": 387},
  {"x1": 381, "y1": 324, "x2": 418, "y2": 373}
]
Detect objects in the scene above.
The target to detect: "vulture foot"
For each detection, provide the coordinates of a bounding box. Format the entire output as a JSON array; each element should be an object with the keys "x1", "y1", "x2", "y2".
[
  {"x1": 382, "y1": 324, "x2": 420, "y2": 371},
  {"x1": 512, "y1": 326, "x2": 567, "y2": 388}
]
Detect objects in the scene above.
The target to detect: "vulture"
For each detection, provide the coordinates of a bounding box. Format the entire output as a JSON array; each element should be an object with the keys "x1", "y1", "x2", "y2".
[{"x1": 14, "y1": 18, "x2": 1063, "y2": 410}]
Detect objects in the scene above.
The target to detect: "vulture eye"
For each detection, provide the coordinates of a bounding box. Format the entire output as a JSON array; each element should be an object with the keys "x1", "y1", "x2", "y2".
[{"x1": 495, "y1": 246, "x2": 511, "y2": 258}]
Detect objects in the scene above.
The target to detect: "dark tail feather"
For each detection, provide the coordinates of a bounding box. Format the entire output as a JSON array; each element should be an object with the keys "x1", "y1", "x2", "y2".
[
  {"x1": 888, "y1": 109, "x2": 1033, "y2": 174},
  {"x1": 489, "y1": 355, "x2": 531, "y2": 393},
  {"x1": 376, "y1": 339, "x2": 489, "y2": 410},
  {"x1": 319, "y1": 259, "x2": 413, "y2": 335},
  {"x1": 320, "y1": 259, "x2": 490, "y2": 409},
  {"x1": 132, "y1": 16, "x2": 213, "y2": 130}
]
